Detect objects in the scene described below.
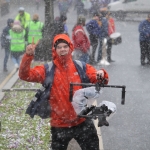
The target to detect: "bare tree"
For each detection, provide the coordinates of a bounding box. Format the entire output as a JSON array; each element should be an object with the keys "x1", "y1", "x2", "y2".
[{"x1": 35, "y1": 0, "x2": 54, "y2": 61}]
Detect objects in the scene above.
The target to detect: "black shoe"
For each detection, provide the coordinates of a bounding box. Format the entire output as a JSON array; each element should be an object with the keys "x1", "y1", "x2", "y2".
[
  {"x1": 108, "y1": 59, "x2": 115, "y2": 63},
  {"x1": 89, "y1": 60, "x2": 97, "y2": 65},
  {"x1": 146, "y1": 61, "x2": 150, "y2": 65},
  {"x1": 141, "y1": 62, "x2": 145, "y2": 66},
  {"x1": 3, "y1": 68, "x2": 8, "y2": 72}
]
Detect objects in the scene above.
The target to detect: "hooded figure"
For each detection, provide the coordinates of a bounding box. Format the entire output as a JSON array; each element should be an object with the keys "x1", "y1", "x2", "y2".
[
  {"x1": 19, "y1": 33, "x2": 109, "y2": 150},
  {"x1": 1, "y1": 19, "x2": 14, "y2": 72},
  {"x1": 72, "y1": 15, "x2": 90, "y2": 63},
  {"x1": 1, "y1": 19, "x2": 14, "y2": 49}
]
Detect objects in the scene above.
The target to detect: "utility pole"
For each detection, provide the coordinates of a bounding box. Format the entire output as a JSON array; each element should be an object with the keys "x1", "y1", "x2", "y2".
[{"x1": 34, "y1": 0, "x2": 54, "y2": 61}]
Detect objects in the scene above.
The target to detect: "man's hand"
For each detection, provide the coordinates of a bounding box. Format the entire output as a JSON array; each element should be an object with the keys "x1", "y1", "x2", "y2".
[
  {"x1": 96, "y1": 70, "x2": 104, "y2": 79},
  {"x1": 26, "y1": 37, "x2": 39, "y2": 55}
]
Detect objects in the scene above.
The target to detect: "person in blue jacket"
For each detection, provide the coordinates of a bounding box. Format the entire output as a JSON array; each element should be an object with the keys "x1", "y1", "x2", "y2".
[
  {"x1": 97, "y1": 12, "x2": 108, "y2": 63},
  {"x1": 138, "y1": 14, "x2": 150, "y2": 65},
  {"x1": 86, "y1": 12, "x2": 102, "y2": 64}
]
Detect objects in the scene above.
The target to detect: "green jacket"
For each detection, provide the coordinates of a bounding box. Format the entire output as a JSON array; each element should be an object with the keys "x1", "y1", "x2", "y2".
[
  {"x1": 27, "y1": 21, "x2": 44, "y2": 44},
  {"x1": 9, "y1": 29, "x2": 26, "y2": 52},
  {"x1": 15, "y1": 12, "x2": 31, "y2": 28}
]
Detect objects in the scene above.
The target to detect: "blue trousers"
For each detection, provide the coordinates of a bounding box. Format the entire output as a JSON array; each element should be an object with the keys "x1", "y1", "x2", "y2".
[{"x1": 3, "y1": 48, "x2": 10, "y2": 69}]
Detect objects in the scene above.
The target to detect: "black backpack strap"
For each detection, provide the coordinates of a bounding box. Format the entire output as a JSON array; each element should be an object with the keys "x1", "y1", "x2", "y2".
[
  {"x1": 69, "y1": 60, "x2": 90, "y2": 102},
  {"x1": 43, "y1": 61, "x2": 55, "y2": 88},
  {"x1": 73, "y1": 60, "x2": 90, "y2": 84}
]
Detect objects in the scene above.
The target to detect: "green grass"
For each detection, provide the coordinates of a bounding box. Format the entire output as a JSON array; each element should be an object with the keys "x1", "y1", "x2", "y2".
[{"x1": 0, "y1": 79, "x2": 51, "y2": 149}]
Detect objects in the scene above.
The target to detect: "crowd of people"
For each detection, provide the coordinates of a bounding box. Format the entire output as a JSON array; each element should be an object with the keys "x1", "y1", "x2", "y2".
[
  {"x1": 0, "y1": 2, "x2": 117, "y2": 72},
  {"x1": 1, "y1": 7, "x2": 45, "y2": 71},
  {"x1": 1, "y1": 0, "x2": 79, "y2": 72}
]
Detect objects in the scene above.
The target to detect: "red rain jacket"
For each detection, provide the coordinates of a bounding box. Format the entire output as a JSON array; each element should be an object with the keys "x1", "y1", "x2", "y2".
[
  {"x1": 19, "y1": 34, "x2": 109, "y2": 127},
  {"x1": 108, "y1": 17, "x2": 115, "y2": 36},
  {"x1": 72, "y1": 25, "x2": 90, "y2": 53}
]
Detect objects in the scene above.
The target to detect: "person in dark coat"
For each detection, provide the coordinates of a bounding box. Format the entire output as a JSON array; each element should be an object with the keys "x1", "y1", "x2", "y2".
[
  {"x1": 74, "y1": 0, "x2": 84, "y2": 17},
  {"x1": 1, "y1": 19, "x2": 14, "y2": 72},
  {"x1": 97, "y1": 12, "x2": 109, "y2": 65},
  {"x1": 58, "y1": 0, "x2": 69, "y2": 17},
  {"x1": 52, "y1": 15, "x2": 68, "y2": 38},
  {"x1": 138, "y1": 14, "x2": 150, "y2": 65}
]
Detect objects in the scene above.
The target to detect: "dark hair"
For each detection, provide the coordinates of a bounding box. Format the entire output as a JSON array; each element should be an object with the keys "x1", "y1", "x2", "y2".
[
  {"x1": 93, "y1": 12, "x2": 100, "y2": 17},
  {"x1": 54, "y1": 39, "x2": 69, "y2": 48},
  {"x1": 59, "y1": 15, "x2": 67, "y2": 22}
]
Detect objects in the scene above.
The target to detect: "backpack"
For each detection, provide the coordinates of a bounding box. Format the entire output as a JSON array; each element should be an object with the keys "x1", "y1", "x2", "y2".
[{"x1": 25, "y1": 60, "x2": 90, "y2": 119}]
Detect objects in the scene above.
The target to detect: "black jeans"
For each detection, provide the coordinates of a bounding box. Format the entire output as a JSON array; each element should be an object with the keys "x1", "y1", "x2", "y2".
[
  {"x1": 3, "y1": 47, "x2": 10, "y2": 69},
  {"x1": 51, "y1": 119, "x2": 99, "y2": 150},
  {"x1": 97, "y1": 39, "x2": 103, "y2": 62},
  {"x1": 140, "y1": 41, "x2": 150, "y2": 65},
  {"x1": 89, "y1": 34, "x2": 98, "y2": 63},
  {"x1": 107, "y1": 40, "x2": 112, "y2": 61}
]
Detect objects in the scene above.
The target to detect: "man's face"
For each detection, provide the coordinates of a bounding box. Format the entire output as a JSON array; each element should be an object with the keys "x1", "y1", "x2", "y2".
[
  {"x1": 94, "y1": 16, "x2": 99, "y2": 21},
  {"x1": 56, "y1": 43, "x2": 70, "y2": 56},
  {"x1": 82, "y1": 22, "x2": 85, "y2": 26},
  {"x1": 10, "y1": 22, "x2": 14, "y2": 27},
  {"x1": 63, "y1": 20, "x2": 66, "y2": 24},
  {"x1": 19, "y1": 11, "x2": 24, "y2": 16}
]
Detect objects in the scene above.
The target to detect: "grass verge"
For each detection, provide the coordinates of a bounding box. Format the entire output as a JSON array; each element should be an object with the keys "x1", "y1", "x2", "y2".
[{"x1": 0, "y1": 79, "x2": 50, "y2": 149}]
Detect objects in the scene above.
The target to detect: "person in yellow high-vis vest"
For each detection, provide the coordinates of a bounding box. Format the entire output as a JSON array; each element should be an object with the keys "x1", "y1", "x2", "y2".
[
  {"x1": 15, "y1": 7, "x2": 30, "y2": 29},
  {"x1": 9, "y1": 20, "x2": 26, "y2": 69},
  {"x1": 26, "y1": 14, "x2": 44, "y2": 44}
]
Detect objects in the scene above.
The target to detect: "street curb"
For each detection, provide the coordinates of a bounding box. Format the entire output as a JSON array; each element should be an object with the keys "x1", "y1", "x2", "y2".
[{"x1": 0, "y1": 69, "x2": 19, "y2": 102}]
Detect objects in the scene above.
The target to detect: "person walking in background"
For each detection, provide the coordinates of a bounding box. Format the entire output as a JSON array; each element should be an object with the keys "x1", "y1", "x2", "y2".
[
  {"x1": 35, "y1": 0, "x2": 40, "y2": 10},
  {"x1": 74, "y1": 0, "x2": 84, "y2": 17},
  {"x1": 9, "y1": 20, "x2": 26, "y2": 69},
  {"x1": 86, "y1": 12, "x2": 102, "y2": 64},
  {"x1": 19, "y1": 33, "x2": 109, "y2": 150},
  {"x1": 53, "y1": 16, "x2": 66, "y2": 36},
  {"x1": 1, "y1": 19, "x2": 14, "y2": 72},
  {"x1": 15, "y1": 7, "x2": 30, "y2": 29},
  {"x1": 72, "y1": 15, "x2": 90, "y2": 63},
  {"x1": 97, "y1": 12, "x2": 109, "y2": 65},
  {"x1": 26, "y1": 14, "x2": 44, "y2": 45},
  {"x1": 138, "y1": 13, "x2": 150, "y2": 66},
  {"x1": 59, "y1": 15, "x2": 69, "y2": 36},
  {"x1": 106, "y1": 11, "x2": 115, "y2": 63},
  {"x1": 58, "y1": 0, "x2": 69, "y2": 17}
]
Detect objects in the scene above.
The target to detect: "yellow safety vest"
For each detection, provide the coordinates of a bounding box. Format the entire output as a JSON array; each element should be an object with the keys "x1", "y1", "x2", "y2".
[
  {"x1": 15, "y1": 12, "x2": 31, "y2": 29},
  {"x1": 27, "y1": 21, "x2": 43, "y2": 44},
  {"x1": 9, "y1": 30, "x2": 25, "y2": 52}
]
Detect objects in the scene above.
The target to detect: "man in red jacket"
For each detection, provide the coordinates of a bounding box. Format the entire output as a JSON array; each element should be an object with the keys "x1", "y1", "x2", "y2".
[
  {"x1": 72, "y1": 15, "x2": 90, "y2": 63},
  {"x1": 19, "y1": 34, "x2": 109, "y2": 150}
]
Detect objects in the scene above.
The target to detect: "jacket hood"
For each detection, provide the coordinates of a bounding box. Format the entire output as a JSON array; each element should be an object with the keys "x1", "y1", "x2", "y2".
[
  {"x1": 12, "y1": 25, "x2": 23, "y2": 33},
  {"x1": 7, "y1": 19, "x2": 14, "y2": 27},
  {"x1": 73, "y1": 24, "x2": 83, "y2": 31},
  {"x1": 52, "y1": 34, "x2": 74, "y2": 65}
]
